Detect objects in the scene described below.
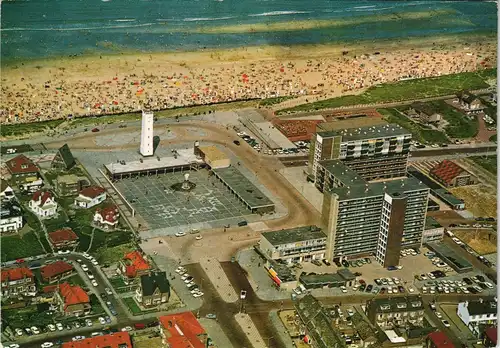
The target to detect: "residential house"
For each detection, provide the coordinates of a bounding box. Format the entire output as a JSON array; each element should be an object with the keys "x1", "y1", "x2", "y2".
[
  {"x1": 135, "y1": 271, "x2": 170, "y2": 308},
  {"x1": 429, "y1": 160, "x2": 476, "y2": 188},
  {"x1": 351, "y1": 313, "x2": 377, "y2": 348},
  {"x1": 294, "y1": 294, "x2": 347, "y2": 348},
  {"x1": 55, "y1": 174, "x2": 88, "y2": 197},
  {"x1": 29, "y1": 190, "x2": 58, "y2": 218},
  {"x1": 41, "y1": 261, "x2": 74, "y2": 283},
  {"x1": 120, "y1": 250, "x2": 151, "y2": 283},
  {"x1": 48, "y1": 228, "x2": 79, "y2": 250},
  {"x1": 0, "y1": 200, "x2": 23, "y2": 233},
  {"x1": 1, "y1": 179, "x2": 14, "y2": 201},
  {"x1": 6, "y1": 154, "x2": 40, "y2": 182},
  {"x1": 61, "y1": 332, "x2": 132, "y2": 348},
  {"x1": 258, "y1": 225, "x2": 327, "y2": 264},
  {"x1": 483, "y1": 326, "x2": 497, "y2": 348},
  {"x1": 457, "y1": 298, "x2": 497, "y2": 337},
  {"x1": 458, "y1": 91, "x2": 485, "y2": 112},
  {"x1": 366, "y1": 296, "x2": 425, "y2": 330},
  {"x1": 94, "y1": 205, "x2": 119, "y2": 230},
  {"x1": 1, "y1": 267, "x2": 37, "y2": 298},
  {"x1": 159, "y1": 311, "x2": 209, "y2": 348},
  {"x1": 426, "y1": 331, "x2": 455, "y2": 348},
  {"x1": 56, "y1": 282, "x2": 91, "y2": 316},
  {"x1": 74, "y1": 186, "x2": 106, "y2": 209},
  {"x1": 409, "y1": 102, "x2": 442, "y2": 123},
  {"x1": 51, "y1": 144, "x2": 76, "y2": 170}
]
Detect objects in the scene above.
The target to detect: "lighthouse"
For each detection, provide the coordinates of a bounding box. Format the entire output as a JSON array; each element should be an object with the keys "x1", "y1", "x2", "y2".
[{"x1": 140, "y1": 110, "x2": 154, "y2": 157}]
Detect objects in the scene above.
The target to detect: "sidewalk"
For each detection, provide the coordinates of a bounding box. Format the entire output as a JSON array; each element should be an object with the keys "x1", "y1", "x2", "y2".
[
  {"x1": 200, "y1": 258, "x2": 238, "y2": 303},
  {"x1": 234, "y1": 313, "x2": 267, "y2": 348},
  {"x1": 268, "y1": 310, "x2": 295, "y2": 348},
  {"x1": 199, "y1": 318, "x2": 234, "y2": 348}
]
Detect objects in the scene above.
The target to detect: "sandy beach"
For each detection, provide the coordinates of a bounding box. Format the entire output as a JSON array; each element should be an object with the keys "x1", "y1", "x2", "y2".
[{"x1": 1, "y1": 34, "x2": 496, "y2": 124}]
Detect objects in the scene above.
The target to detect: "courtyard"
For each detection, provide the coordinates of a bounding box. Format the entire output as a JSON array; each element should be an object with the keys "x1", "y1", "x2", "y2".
[{"x1": 114, "y1": 169, "x2": 251, "y2": 230}]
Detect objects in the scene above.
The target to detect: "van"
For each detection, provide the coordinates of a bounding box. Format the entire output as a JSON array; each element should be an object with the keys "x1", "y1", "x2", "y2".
[
  {"x1": 445, "y1": 230, "x2": 454, "y2": 237},
  {"x1": 299, "y1": 284, "x2": 307, "y2": 293},
  {"x1": 134, "y1": 323, "x2": 145, "y2": 330}
]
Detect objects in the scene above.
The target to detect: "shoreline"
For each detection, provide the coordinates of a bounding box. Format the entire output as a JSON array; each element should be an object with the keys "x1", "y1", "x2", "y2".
[
  {"x1": 1, "y1": 31, "x2": 495, "y2": 67},
  {"x1": 1, "y1": 31, "x2": 496, "y2": 124}
]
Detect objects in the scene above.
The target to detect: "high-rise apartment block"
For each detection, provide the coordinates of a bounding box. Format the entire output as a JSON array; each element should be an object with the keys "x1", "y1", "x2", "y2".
[
  {"x1": 309, "y1": 123, "x2": 412, "y2": 182},
  {"x1": 140, "y1": 110, "x2": 154, "y2": 157}
]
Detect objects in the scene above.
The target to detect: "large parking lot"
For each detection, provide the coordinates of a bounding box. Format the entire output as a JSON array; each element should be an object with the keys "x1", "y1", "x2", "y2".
[{"x1": 115, "y1": 170, "x2": 250, "y2": 229}]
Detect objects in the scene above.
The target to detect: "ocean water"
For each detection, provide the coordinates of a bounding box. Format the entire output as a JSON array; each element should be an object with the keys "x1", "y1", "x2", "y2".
[{"x1": 0, "y1": 0, "x2": 497, "y2": 60}]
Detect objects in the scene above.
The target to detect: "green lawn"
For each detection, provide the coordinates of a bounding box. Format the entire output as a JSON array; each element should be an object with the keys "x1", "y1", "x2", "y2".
[
  {"x1": 94, "y1": 242, "x2": 135, "y2": 264},
  {"x1": 1, "y1": 119, "x2": 65, "y2": 137},
  {"x1": 378, "y1": 108, "x2": 449, "y2": 144},
  {"x1": 426, "y1": 101, "x2": 478, "y2": 138},
  {"x1": 471, "y1": 155, "x2": 497, "y2": 176},
  {"x1": 258, "y1": 96, "x2": 295, "y2": 106},
  {"x1": 277, "y1": 69, "x2": 496, "y2": 114},
  {"x1": 2, "y1": 305, "x2": 57, "y2": 329},
  {"x1": 1, "y1": 232, "x2": 45, "y2": 262},
  {"x1": 122, "y1": 297, "x2": 156, "y2": 316},
  {"x1": 109, "y1": 276, "x2": 137, "y2": 293},
  {"x1": 489, "y1": 134, "x2": 497, "y2": 142}
]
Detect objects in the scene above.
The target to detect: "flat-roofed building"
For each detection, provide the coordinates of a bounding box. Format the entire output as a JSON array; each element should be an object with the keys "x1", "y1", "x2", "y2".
[
  {"x1": 309, "y1": 123, "x2": 411, "y2": 182},
  {"x1": 258, "y1": 225, "x2": 326, "y2": 263},
  {"x1": 457, "y1": 298, "x2": 497, "y2": 337},
  {"x1": 319, "y1": 161, "x2": 429, "y2": 267},
  {"x1": 422, "y1": 216, "x2": 444, "y2": 243},
  {"x1": 195, "y1": 145, "x2": 231, "y2": 169},
  {"x1": 366, "y1": 295, "x2": 424, "y2": 329}
]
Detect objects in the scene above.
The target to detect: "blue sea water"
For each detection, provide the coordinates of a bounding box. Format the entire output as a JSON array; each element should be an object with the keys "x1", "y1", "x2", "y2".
[{"x1": 0, "y1": 0, "x2": 497, "y2": 60}]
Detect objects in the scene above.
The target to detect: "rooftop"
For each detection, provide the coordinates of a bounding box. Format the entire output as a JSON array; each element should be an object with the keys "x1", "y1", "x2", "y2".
[
  {"x1": 79, "y1": 186, "x2": 106, "y2": 199},
  {"x1": 48, "y1": 228, "x2": 79, "y2": 244},
  {"x1": 299, "y1": 273, "x2": 344, "y2": 286},
  {"x1": 61, "y1": 332, "x2": 132, "y2": 348},
  {"x1": 198, "y1": 145, "x2": 229, "y2": 162},
  {"x1": 430, "y1": 160, "x2": 467, "y2": 185},
  {"x1": 54, "y1": 144, "x2": 76, "y2": 170},
  {"x1": 41, "y1": 261, "x2": 73, "y2": 279},
  {"x1": 104, "y1": 149, "x2": 203, "y2": 175},
  {"x1": 317, "y1": 117, "x2": 387, "y2": 133},
  {"x1": 464, "y1": 298, "x2": 498, "y2": 316},
  {"x1": 56, "y1": 174, "x2": 80, "y2": 185},
  {"x1": 427, "y1": 331, "x2": 456, "y2": 348},
  {"x1": 321, "y1": 161, "x2": 428, "y2": 200},
  {"x1": 212, "y1": 167, "x2": 274, "y2": 209},
  {"x1": 261, "y1": 225, "x2": 325, "y2": 246},
  {"x1": 426, "y1": 242, "x2": 473, "y2": 272},
  {"x1": 59, "y1": 282, "x2": 90, "y2": 307},
  {"x1": 411, "y1": 102, "x2": 439, "y2": 116},
  {"x1": 317, "y1": 123, "x2": 411, "y2": 142},
  {"x1": 1, "y1": 267, "x2": 33, "y2": 282},
  {"x1": 6, "y1": 154, "x2": 39, "y2": 175},
  {"x1": 32, "y1": 190, "x2": 55, "y2": 207},
  {"x1": 140, "y1": 271, "x2": 170, "y2": 296},
  {"x1": 123, "y1": 250, "x2": 150, "y2": 278},
  {"x1": 433, "y1": 188, "x2": 464, "y2": 206},
  {"x1": 369, "y1": 295, "x2": 424, "y2": 313},
  {"x1": 0, "y1": 201, "x2": 22, "y2": 219},
  {"x1": 159, "y1": 311, "x2": 206, "y2": 348}
]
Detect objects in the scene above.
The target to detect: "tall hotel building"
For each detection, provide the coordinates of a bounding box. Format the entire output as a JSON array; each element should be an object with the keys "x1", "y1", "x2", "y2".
[
  {"x1": 309, "y1": 123, "x2": 412, "y2": 182},
  {"x1": 311, "y1": 122, "x2": 428, "y2": 268}
]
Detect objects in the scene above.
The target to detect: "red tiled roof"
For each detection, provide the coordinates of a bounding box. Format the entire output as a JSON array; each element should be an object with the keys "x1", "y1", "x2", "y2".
[
  {"x1": 41, "y1": 261, "x2": 73, "y2": 280},
  {"x1": 6, "y1": 154, "x2": 39, "y2": 174},
  {"x1": 1, "y1": 267, "x2": 34, "y2": 283},
  {"x1": 32, "y1": 190, "x2": 53, "y2": 206},
  {"x1": 62, "y1": 332, "x2": 132, "y2": 348},
  {"x1": 428, "y1": 331, "x2": 455, "y2": 348},
  {"x1": 59, "y1": 282, "x2": 89, "y2": 308},
  {"x1": 48, "y1": 228, "x2": 79, "y2": 244},
  {"x1": 430, "y1": 160, "x2": 465, "y2": 185},
  {"x1": 43, "y1": 285, "x2": 58, "y2": 293},
  {"x1": 123, "y1": 251, "x2": 150, "y2": 278},
  {"x1": 96, "y1": 205, "x2": 119, "y2": 223},
  {"x1": 79, "y1": 186, "x2": 106, "y2": 199},
  {"x1": 159, "y1": 311, "x2": 206, "y2": 348},
  {"x1": 485, "y1": 327, "x2": 497, "y2": 345}
]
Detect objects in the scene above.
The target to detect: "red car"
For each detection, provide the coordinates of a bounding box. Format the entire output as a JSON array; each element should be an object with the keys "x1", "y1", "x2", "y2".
[
  {"x1": 134, "y1": 323, "x2": 145, "y2": 330},
  {"x1": 91, "y1": 128, "x2": 100, "y2": 132},
  {"x1": 16, "y1": 259, "x2": 25, "y2": 264}
]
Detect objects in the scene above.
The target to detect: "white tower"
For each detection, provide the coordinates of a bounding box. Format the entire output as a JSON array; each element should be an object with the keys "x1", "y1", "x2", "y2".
[{"x1": 140, "y1": 110, "x2": 154, "y2": 156}]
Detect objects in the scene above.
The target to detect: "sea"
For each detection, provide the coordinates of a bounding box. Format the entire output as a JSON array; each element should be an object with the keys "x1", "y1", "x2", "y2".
[{"x1": 0, "y1": 0, "x2": 497, "y2": 61}]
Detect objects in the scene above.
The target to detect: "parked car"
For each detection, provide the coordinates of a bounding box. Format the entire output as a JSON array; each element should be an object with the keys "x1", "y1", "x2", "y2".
[
  {"x1": 175, "y1": 231, "x2": 187, "y2": 237},
  {"x1": 86, "y1": 319, "x2": 93, "y2": 327},
  {"x1": 98, "y1": 317, "x2": 106, "y2": 325},
  {"x1": 41, "y1": 343, "x2": 54, "y2": 348},
  {"x1": 105, "y1": 287, "x2": 113, "y2": 296},
  {"x1": 15, "y1": 328, "x2": 23, "y2": 336},
  {"x1": 91, "y1": 280, "x2": 99, "y2": 287},
  {"x1": 121, "y1": 326, "x2": 133, "y2": 332},
  {"x1": 91, "y1": 128, "x2": 100, "y2": 132},
  {"x1": 240, "y1": 290, "x2": 247, "y2": 299},
  {"x1": 72, "y1": 336, "x2": 86, "y2": 342},
  {"x1": 311, "y1": 260, "x2": 322, "y2": 267},
  {"x1": 442, "y1": 320, "x2": 451, "y2": 328},
  {"x1": 206, "y1": 314, "x2": 217, "y2": 319},
  {"x1": 322, "y1": 259, "x2": 331, "y2": 266},
  {"x1": 56, "y1": 323, "x2": 63, "y2": 331},
  {"x1": 47, "y1": 324, "x2": 56, "y2": 332},
  {"x1": 134, "y1": 323, "x2": 146, "y2": 330}
]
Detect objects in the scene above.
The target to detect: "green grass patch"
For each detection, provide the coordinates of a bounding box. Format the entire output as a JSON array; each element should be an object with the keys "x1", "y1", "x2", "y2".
[
  {"x1": 470, "y1": 155, "x2": 497, "y2": 176},
  {"x1": 1, "y1": 119, "x2": 65, "y2": 137},
  {"x1": 109, "y1": 276, "x2": 136, "y2": 293},
  {"x1": 258, "y1": 96, "x2": 295, "y2": 106},
  {"x1": 94, "y1": 242, "x2": 135, "y2": 265},
  {"x1": 378, "y1": 108, "x2": 449, "y2": 144},
  {"x1": 2, "y1": 305, "x2": 57, "y2": 328},
  {"x1": 277, "y1": 69, "x2": 496, "y2": 114},
  {"x1": 122, "y1": 297, "x2": 156, "y2": 316},
  {"x1": 489, "y1": 134, "x2": 497, "y2": 142},
  {"x1": 426, "y1": 101, "x2": 478, "y2": 138},
  {"x1": 1, "y1": 232, "x2": 45, "y2": 262}
]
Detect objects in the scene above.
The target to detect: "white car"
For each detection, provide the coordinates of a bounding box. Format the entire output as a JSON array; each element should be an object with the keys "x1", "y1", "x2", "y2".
[
  {"x1": 56, "y1": 323, "x2": 63, "y2": 331},
  {"x1": 98, "y1": 317, "x2": 106, "y2": 325},
  {"x1": 485, "y1": 282, "x2": 494, "y2": 289},
  {"x1": 83, "y1": 252, "x2": 92, "y2": 260},
  {"x1": 92, "y1": 280, "x2": 99, "y2": 287},
  {"x1": 8, "y1": 344, "x2": 20, "y2": 348},
  {"x1": 442, "y1": 320, "x2": 451, "y2": 328},
  {"x1": 240, "y1": 290, "x2": 247, "y2": 299},
  {"x1": 31, "y1": 326, "x2": 40, "y2": 335},
  {"x1": 47, "y1": 324, "x2": 56, "y2": 332},
  {"x1": 347, "y1": 308, "x2": 355, "y2": 317},
  {"x1": 184, "y1": 277, "x2": 194, "y2": 284},
  {"x1": 175, "y1": 231, "x2": 187, "y2": 237},
  {"x1": 76, "y1": 259, "x2": 83, "y2": 263},
  {"x1": 193, "y1": 292, "x2": 204, "y2": 298},
  {"x1": 408, "y1": 286, "x2": 415, "y2": 293},
  {"x1": 175, "y1": 267, "x2": 186, "y2": 274},
  {"x1": 181, "y1": 274, "x2": 191, "y2": 280},
  {"x1": 105, "y1": 287, "x2": 113, "y2": 295},
  {"x1": 72, "y1": 336, "x2": 86, "y2": 341},
  {"x1": 86, "y1": 319, "x2": 93, "y2": 327},
  {"x1": 195, "y1": 235, "x2": 203, "y2": 240},
  {"x1": 81, "y1": 264, "x2": 89, "y2": 272},
  {"x1": 185, "y1": 281, "x2": 195, "y2": 287},
  {"x1": 87, "y1": 272, "x2": 94, "y2": 279},
  {"x1": 121, "y1": 326, "x2": 133, "y2": 332},
  {"x1": 340, "y1": 286, "x2": 347, "y2": 293},
  {"x1": 91, "y1": 259, "x2": 99, "y2": 266},
  {"x1": 435, "y1": 312, "x2": 443, "y2": 319},
  {"x1": 41, "y1": 343, "x2": 54, "y2": 348},
  {"x1": 15, "y1": 328, "x2": 23, "y2": 336}
]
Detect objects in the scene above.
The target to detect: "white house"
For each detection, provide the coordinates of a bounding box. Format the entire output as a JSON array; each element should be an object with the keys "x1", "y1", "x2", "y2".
[
  {"x1": 74, "y1": 186, "x2": 106, "y2": 209},
  {"x1": 1, "y1": 179, "x2": 15, "y2": 201},
  {"x1": 0, "y1": 201, "x2": 23, "y2": 233},
  {"x1": 29, "y1": 190, "x2": 58, "y2": 218},
  {"x1": 20, "y1": 178, "x2": 44, "y2": 193},
  {"x1": 93, "y1": 205, "x2": 119, "y2": 231},
  {"x1": 457, "y1": 298, "x2": 497, "y2": 337}
]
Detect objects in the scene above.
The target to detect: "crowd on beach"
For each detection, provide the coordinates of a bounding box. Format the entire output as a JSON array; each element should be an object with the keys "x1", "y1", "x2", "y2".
[{"x1": 1, "y1": 42, "x2": 495, "y2": 124}]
